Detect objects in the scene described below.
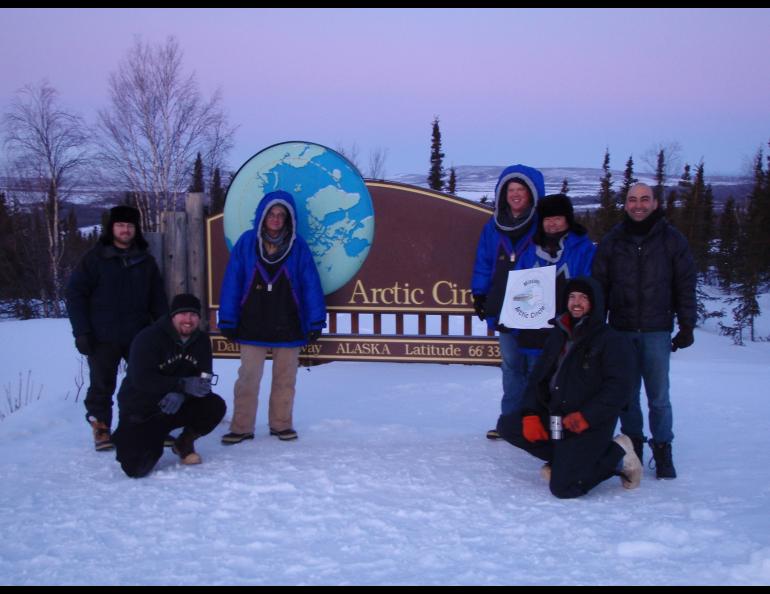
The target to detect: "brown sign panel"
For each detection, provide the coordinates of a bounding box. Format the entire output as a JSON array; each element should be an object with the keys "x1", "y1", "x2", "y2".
[
  {"x1": 328, "y1": 182, "x2": 491, "y2": 312},
  {"x1": 212, "y1": 336, "x2": 502, "y2": 365},
  {"x1": 206, "y1": 181, "x2": 499, "y2": 364}
]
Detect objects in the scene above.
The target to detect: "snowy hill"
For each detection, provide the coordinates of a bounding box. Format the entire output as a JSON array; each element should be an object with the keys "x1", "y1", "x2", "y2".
[
  {"x1": 390, "y1": 166, "x2": 752, "y2": 210},
  {"x1": 0, "y1": 316, "x2": 769, "y2": 585}
]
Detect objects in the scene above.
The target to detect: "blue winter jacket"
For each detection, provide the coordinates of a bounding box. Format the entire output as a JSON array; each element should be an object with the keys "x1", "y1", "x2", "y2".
[
  {"x1": 218, "y1": 191, "x2": 327, "y2": 348},
  {"x1": 471, "y1": 164, "x2": 546, "y2": 329}
]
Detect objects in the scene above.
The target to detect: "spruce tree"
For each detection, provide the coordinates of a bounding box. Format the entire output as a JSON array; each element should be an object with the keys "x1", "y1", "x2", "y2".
[
  {"x1": 701, "y1": 183, "x2": 716, "y2": 279},
  {"x1": 680, "y1": 162, "x2": 711, "y2": 275},
  {"x1": 725, "y1": 150, "x2": 765, "y2": 342},
  {"x1": 189, "y1": 152, "x2": 205, "y2": 193},
  {"x1": 617, "y1": 155, "x2": 638, "y2": 205},
  {"x1": 667, "y1": 164, "x2": 691, "y2": 230},
  {"x1": 428, "y1": 117, "x2": 445, "y2": 191},
  {"x1": 758, "y1": 141, "x2": 770, "y2": 279},
  {"x1": 716, "y1": 197, "x2": 740, "y2": 292},
  {"x1": 60, "y1": 208, "x2": 89, "y2": 289},
  {"x1": 0, "y1": 192, "x2": 20, "y2": 305},
  {"x1": 593, "y1": 149, "x2": 617, "y2": 240},
  {"x1": 210, "y1": 167, "x2": 226, "y2": 215},
  {"x1": 654, "y1": 149, "x2": 666, "y2": 204},
  {"x1": 560, "y1": 178, "x2": 569, "y2": 195},
  {"x1": 447, "y1": 167, "x2": 457, "y2": 195}
]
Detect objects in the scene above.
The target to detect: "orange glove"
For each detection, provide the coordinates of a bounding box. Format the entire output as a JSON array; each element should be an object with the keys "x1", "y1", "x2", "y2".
[
  {"x1": 563, "y1": 411, "x2": 589, "y2": 434},
  {"x1": 522, "y1": 415, "x2": 549, "y2": 442}
]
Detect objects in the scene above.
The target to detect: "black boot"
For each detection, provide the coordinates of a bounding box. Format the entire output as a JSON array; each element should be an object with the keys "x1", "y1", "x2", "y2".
[
  {"x1": 631, "y1": 436, "x2": 646, "y2": 465},
  {"x1": 650, "y1": 441, "x2": 677, "y2": 479}
]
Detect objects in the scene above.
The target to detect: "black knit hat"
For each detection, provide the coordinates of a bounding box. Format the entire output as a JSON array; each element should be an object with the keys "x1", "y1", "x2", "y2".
[
  {"x1": 564, "y1": 277, "x2": 594, "y2": 308},
  {"x1": 108, "y1": 205, "x2": 141, "y2": 227},
  {"x1": 170, "y1": 293, "x2": 201, "y2": 317},
  {"x1": 537, "y1": 193, "x2": 574, "y2": 226}
]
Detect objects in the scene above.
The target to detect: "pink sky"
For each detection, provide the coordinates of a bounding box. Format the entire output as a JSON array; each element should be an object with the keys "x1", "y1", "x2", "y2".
[{"x1": 2, "y1": 8, "x2": 769, "y2": 176}]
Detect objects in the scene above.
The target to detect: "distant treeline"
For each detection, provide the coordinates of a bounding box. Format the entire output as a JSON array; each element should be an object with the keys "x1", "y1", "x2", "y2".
[{"x1": 1, "y1": 144, "x2": 769, "y2": 343}]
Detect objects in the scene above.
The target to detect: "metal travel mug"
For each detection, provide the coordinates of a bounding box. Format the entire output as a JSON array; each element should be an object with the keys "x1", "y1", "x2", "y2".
[
  {"x1": 550, "y1": 415, "x2": 563, "y2": 440},
  {"x1": 200, "y1": 371, "x2": 218, "y2": 386}
]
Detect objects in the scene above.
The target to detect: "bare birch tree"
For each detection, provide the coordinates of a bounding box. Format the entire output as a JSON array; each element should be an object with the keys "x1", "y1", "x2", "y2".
[
  {"x1": 2, "y1": 81, "x2": 90, "y2": 316},
  {"x1": 642, "y1": 141, "x2": 683, "y2": 179},
  {"x1": 367, "y1": 146, "x2": 388, "y2": 180},
  {"x1": 335, "y1": 141, "x2": 361, "y2": 172},
  {"x1": 96, "y1": 36, "x2": 234, "y2": 231}
]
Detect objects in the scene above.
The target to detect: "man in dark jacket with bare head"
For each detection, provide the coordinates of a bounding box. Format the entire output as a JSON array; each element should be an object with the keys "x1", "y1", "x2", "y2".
[{"x1": 592, "y1": 182, "x2": 696, "y2": 479}]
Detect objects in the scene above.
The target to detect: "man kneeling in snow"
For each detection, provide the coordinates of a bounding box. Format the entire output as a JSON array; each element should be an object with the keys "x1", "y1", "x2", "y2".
[
  {"x1": 496, "y1": 277, "x2": 642, "y2": 498},
  {"x1": 112, "y1": 294, "x2": 226, "y2": 478}
]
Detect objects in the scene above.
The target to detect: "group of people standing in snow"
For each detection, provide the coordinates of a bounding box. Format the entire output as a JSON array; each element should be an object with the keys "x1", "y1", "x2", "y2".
[
  {"x1": 472, "y1": 165, "x2": 696, "y2": 498},
  {"x1": 65, "y1": 164, "x2": 696, "y2": 497}
]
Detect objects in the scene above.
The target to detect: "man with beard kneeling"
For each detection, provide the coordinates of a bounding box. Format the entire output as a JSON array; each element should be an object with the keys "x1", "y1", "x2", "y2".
[
  {"x1": 112, "y1": 294, "x2": 226, "y2": 478},
  {"x1": 497, "y1": 277, "x2": 641, "y2": 498}
]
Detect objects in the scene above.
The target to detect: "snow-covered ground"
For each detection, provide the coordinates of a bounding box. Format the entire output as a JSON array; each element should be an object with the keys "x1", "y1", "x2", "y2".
[{"x1": 0, "y1": 314, "x2": 768, "y2": 585}]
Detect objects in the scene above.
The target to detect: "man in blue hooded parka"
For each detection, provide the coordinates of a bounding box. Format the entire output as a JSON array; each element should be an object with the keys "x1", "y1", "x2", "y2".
[
  {"x1": 471, "y1": 164, "x2": 545, "y2": 440},
  {"x1": 218, "y1": 191, "x2": 326, "y2": 444}
]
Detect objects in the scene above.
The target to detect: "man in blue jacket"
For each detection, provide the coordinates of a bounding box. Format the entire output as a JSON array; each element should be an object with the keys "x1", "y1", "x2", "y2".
[
  {"x1": 218, "y1": 191, "x2": 326, "y2": 444},
  {"x1": 471, "y1": 165, "x2": 545, "y2": 440}
]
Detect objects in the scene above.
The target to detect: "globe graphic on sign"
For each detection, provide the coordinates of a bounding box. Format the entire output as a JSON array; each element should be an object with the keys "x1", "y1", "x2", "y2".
[{"x1": 223, "y1": 142, "x2": 375, "y2": 295}]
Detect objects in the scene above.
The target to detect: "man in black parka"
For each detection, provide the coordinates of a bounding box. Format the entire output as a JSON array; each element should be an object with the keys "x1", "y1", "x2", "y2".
[
  {"x1": 112, "y1": 294, "x2": 226, "y2": 478},
  {"x1": 592, "y1": 182, "x2": 696, "y2": 479},
  {"x1": 66, "y1": 206, "x2": 168, "y2": 451},
  {"x1": 497, "y1": 277, "x2": 642, "y2": 499}
]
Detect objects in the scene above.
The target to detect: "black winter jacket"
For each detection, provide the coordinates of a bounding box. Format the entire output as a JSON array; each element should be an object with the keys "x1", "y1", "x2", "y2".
[
  {"x1": 592, "y1": 215, "x2": 696, "y2": 332},
  {"x1": 117, "y1": 316, "x2": 213, "y2": 420},
  {"x1": 66, "y1": 241, "x2": 168, "y2": 345},
  {"x1": 521, "y1": 277, "x2": 635, "y2": 429}
]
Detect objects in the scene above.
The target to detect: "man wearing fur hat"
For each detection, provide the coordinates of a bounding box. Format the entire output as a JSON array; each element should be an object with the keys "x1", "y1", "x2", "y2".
[
  {"x1": 111, "y1": 293, "x2": 226, "y2": 477},
  {"x1": 515, "y1": 193, "x2": 596, "y2": 354},
  {"x1": 497, "y1": 277, "x2": 641, "y2": 498},
  {"x1": 66, "y1": 205, "x2": 168, "y2": 452}
]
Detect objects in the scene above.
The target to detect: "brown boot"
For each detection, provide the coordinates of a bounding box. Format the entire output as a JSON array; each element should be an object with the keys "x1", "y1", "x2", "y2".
[
  {"x1": 172, "y1": 430, "x2": 202, "y2": 465},
  {"x1": 89, "y1": 418, "x2": 114, "y2": 452}
]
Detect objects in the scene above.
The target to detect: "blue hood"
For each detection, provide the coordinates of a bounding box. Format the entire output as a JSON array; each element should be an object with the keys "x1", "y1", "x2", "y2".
[
  {"x1": 494, "y1": 164, "x2": 546, "y2": 233},
  {"x1": 252, "y1": 190, "x2": 298, "y2": 263}
]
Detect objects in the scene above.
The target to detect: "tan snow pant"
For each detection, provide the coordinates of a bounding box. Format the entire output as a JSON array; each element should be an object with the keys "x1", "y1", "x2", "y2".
[{"x1": 230, "y1": 344, "x2": 300, "y2": 434}]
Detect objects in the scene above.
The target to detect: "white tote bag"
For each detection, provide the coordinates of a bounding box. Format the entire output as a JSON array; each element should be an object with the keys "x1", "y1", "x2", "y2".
[{"x1": 497, "y1": 265, "x2": 556, "y2": 330}]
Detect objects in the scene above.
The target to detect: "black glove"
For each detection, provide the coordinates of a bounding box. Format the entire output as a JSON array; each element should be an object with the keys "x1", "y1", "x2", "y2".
[
  {"x1": 75, "y1": 334, "x2": 94, "y2": 356},
  {"x1": 158, "y1": 392, "x2": 186, "y2": 415},
  {"x1": 473, "y1": 294, "x2": 487, "y2": 321},
  {"x1": 180, "y1": 376, "x2": 211, "y2": 397},
  {"x1": 671, "y1": 326, "x2": 694, "y2": 352},
  {"x1": 219, "y1": 322, "x2": 237, "y2": 341},
  {"x1": 307, "y1": 329, "x2": 322, "y2": 343}
]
